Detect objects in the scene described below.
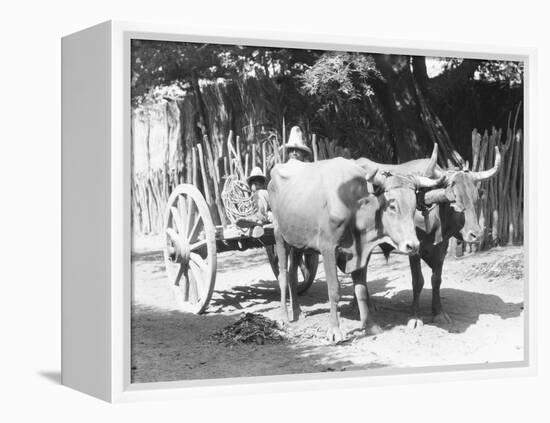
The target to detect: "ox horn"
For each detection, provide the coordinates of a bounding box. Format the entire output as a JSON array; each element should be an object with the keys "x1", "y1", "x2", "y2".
[
  {"x1": 369, "y1": 168, "x2": 387, "y2": 188},
  {"x1": 364, "y1": 167, "x2": 379, "y2": 181},
  {"x1": 414, "y1": 173, "x2": 446, "y2": 189},
  {"x1": 471, "y1": 146, "x2": 501, "y2": 182},
  {"x1": 424, "y1": 187, "x2": 456, "y2": 205},
  {"x1": 423, "y1": 143, "x2": 439, "y2": 176}
]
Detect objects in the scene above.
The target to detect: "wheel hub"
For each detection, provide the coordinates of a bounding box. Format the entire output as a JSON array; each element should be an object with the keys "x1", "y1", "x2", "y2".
[{"x1": 168, "y1": 236, "x2": 191, "y2": 266}]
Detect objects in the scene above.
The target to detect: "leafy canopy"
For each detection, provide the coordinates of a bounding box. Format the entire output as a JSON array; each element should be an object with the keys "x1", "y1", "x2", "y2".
[
  {"x1": 299, "y1": 52, "x2": 383, "y2": 100},
  {"x1": 131, "y1": 40, "x2": 320, "y2": 105}
]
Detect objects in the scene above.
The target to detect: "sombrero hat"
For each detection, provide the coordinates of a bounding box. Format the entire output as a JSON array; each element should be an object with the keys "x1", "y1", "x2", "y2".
[
  {"x1": 246, "y1": 166, "x2": 267, "y2": 185},
  {"x1": 281, "y1": 126, "x2": 312, "y2": 156}
]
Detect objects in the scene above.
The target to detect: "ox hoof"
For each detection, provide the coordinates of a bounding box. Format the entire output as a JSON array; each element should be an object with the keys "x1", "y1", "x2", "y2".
[
  {"x1": 366, "y1": 323, "x2": 382, "y2": 336},
  {"x1": 433, "y1": 312, "x2": 452, "y2": 325},
  {"x1": 290, "y1": 307, "x2": 302, "y2": 322},
  {"x1": 407, "y1": 317, "x2": 424, "y2": 330},
  {"x1": 326, "y1": 326, "x2": 345, "y2": 343},
  {"x1": 277, "y1": 320, "x2": 289, "y2": 330},
  {"x1": 277, "y1": 314, "x2": 290, "y2": 329}
]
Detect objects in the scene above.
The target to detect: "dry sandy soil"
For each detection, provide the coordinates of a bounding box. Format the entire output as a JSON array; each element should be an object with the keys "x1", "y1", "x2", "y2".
[{"x1": 131, "y1": 235, "x2": 525, "y2": 383}]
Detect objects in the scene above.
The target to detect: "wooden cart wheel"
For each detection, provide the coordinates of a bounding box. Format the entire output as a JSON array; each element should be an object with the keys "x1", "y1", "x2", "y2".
[
  {"x1": 265, "y1": 245, "x2": 319, "y2": 295},
  {"x1": 163, "y1": 184, "x2": 217, "y2": 314}
]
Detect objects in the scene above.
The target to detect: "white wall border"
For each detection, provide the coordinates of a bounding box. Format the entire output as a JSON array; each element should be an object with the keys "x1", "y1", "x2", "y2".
[{"x1": 102, "y1": 20, "x2": 537, "y2": 403}]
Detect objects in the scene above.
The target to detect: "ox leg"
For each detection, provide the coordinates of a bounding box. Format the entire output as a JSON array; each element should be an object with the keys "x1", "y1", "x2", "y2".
[
  {"x1": 351, "y1": 268, "x2": 368, "y2": 328},
  {"x1": 351, "y1": 254, "x2": 377, "y2": 313},
  {"x1": 288, "y1": 248, "x2": 302, "y2": 322},
  {"x1": 352, "y1": 267, "x2": 382, "y2": 335},
  {"x1": 366, "y1": 280, "x2": 376, "y2": 312},
  {"x1": 350, "y1": 287, "x2": 376, "y2": 313},
  {"x1": 427, "y1": 241, "x2": 452, "y2": 325},
  {"x1": 322, "y1": 249, "x2": 344, "y2": 343},
  {"x1": 407, "y1": 255, "x2": 425, "y2": 330},
  {"x1": 274, "y1": 230, "x2": 290, "y2": 325},
  {"x1": 431, "y1": 262, "x2": 452, "y2": 324}
]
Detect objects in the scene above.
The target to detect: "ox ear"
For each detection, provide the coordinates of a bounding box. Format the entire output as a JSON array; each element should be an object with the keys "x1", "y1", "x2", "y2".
[
  {"x1": 337, "y1": 176, "x2": 370, "y2": 208},
  {"x1": 355, "y1": 195, "x2": 379, "y2": 231}
]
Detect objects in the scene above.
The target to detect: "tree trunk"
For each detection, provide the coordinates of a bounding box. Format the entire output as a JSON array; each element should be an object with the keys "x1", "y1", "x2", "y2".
[
  {"x1": 372, "y1": 54, "x2": 465, "y2": 166},
  {"x1": 372, "y1": 55, "x2": 433, "y2": 162},
  {"x1": 411, "y1": 56, "x2": 466, "y2": 167}
]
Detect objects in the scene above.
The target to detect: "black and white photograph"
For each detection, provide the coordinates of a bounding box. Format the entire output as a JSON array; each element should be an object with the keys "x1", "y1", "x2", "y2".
[
  {"x1": 7, "y1": 0, "x2": 550, "y2": 417},
  {"x1": 130, "y1": 39, "x2": 525, "y2": 383}
]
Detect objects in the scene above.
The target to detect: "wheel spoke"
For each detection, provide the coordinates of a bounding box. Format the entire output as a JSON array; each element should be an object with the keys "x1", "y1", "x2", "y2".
[
  {"x1": 177, "y1": 195, "x2": 188, "y2": 235},
  {"x1": 175, "y1": 265, "x2": 189, "y2": 301},
  {"x1": 170, "y1": 207, "x2": 184, "y2": 235},
  {"x1": 188, "y1": 215, "x2": 203, "y2": 243},
  {"x1": 189, "y1": 251, "x2": 212, "y2": 307},
  {"x1": 190, "y1": 239, "x2": 207, "y2": 252},
  {"x1": 186, "y1": 198, "x2": 196, "y2": 238},
  {"x1": 164, "y1": 184, "x2": 217, "y2": 314},
  {"x1": 188, "y1": 260, "x2": 204, "y2": 304},
  {"x1": 188, "y1": 271, "x2": 198, "y2": 304},
  {"x1": 174, "y1": 264, "x2": 185, "y2": 285},
  {"x1": 190, "y1": 252, "x2": 209, "y2": 271}
]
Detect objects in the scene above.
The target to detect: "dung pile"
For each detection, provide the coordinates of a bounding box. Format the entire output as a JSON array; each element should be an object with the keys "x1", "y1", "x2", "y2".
[{"x1": 211, "y1": 313, "x2": 286, "y2": 345}]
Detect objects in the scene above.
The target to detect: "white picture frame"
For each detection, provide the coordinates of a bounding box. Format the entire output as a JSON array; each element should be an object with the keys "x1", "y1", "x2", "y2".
[{"x1": 61, "y1": 20, "x2": 537, "y2": 403}]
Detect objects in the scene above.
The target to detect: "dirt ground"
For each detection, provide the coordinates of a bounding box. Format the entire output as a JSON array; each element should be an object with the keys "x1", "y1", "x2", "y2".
[{"x1": 131, "y1": 235, "x2": 525, "y2": 383}]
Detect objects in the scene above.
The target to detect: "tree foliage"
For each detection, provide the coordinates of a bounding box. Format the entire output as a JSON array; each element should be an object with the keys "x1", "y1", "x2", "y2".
[
  {"x1": 131, "y1": 39, "x2": 523, "y2": 163},
  {"x1": 475, "y1": 61, "x2": 523, "y2": 86},
  {"x1": 131, "y1": 40, "x2": 320, "y2": 105},
  {"x1": 299, "y1": 52, "x2": 382, "y2": 100},
  {"x1": 131, "y1": 40, "x2": 243, "y2": 104}
]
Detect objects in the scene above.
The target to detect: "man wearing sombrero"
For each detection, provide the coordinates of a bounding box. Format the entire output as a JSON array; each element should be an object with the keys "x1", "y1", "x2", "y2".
[
  {"x1": 236, "y1": 126, "x2": 312, "y2": 237},
  {"x1": 235, "y1": 166, "x2": 270, "y2": 238},
  {"x1": 282, "y1": 126, "x2": 312, "y2": 162},
  {"x1": 248, "y1": 166, "x2": 271, "y2": 223}
]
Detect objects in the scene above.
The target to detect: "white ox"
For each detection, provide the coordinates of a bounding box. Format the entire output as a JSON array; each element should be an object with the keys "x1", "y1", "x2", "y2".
[{"x1": 268, "y1": 157, "x2": 442, "y2": 341}]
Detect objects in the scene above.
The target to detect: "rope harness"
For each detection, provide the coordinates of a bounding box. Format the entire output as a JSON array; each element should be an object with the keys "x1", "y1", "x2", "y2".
[
  {"x1": 415, "y1": 189, "x2": 436, "y2": 215},
  {"x1": 415, "y1": 189, "x2": 436, "y2": 232},
  {"x1": 377, "y1": 172, "x2": 436, "y2": 232},
  {"x1": 221, "y1": 175, "x2": 258, "y2": 224}
]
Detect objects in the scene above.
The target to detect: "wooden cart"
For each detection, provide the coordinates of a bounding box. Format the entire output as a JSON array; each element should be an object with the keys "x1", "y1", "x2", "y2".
[{"x1": 163, "y1": 183, "x2": 319, "y2": 314}]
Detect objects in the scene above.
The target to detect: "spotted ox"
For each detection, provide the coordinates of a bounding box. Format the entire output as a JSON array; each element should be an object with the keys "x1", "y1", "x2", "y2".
[
  {"x1": 268, "y1": 157, "x2": 443, "y2": 342},
  {"x1": 356, "y1": 145, "x2": 501, "y2": 327}
]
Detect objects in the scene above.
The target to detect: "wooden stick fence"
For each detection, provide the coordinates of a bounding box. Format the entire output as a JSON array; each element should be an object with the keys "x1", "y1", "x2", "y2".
[
  {"x1": 454, "y1": 107, "x2": 523, "y2": 255},
  {"x1": 132, "y1": 124, "x2": 351, "y2": 234},
  {"x1": 132, "y1": 110, "x2": 522, "y2": 250},
  {"x1": 475, "y1": 127, "x2": 524, "y2": 248}
]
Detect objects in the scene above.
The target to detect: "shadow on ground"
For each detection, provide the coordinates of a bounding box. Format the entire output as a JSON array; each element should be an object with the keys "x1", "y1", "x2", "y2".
[
  {"x1": 131, "y1": 245, "x2": 524, "y2": 383},
  {"x1": 209, "y1": 274, "x2": 523, "y2": 335},
  {"x1": 132, "y1": 274, "x2": 523, "y2": 383},
  {"x1": 131, "y1": 302, "x2": 386, "y2": 383},
  {"x1": 217, "y1": 249, "x2": 273, "y2": 274}
]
